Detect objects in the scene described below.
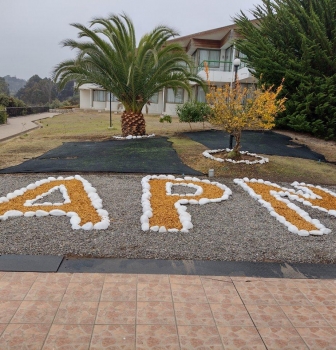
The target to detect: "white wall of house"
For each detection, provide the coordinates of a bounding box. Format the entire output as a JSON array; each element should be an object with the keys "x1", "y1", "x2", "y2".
[
  {"x1": 79, "y1": 90, "x2": 91, "y2": 109},
  {"x1": 164, "y1": 90, "x2": 189, "y2": 116},
  {"x1": 105, "y1": 101, "x2": 122, "y2": 112},
  {"x1": 93, "y1": 101, "x2": 106, "y2": 109}
]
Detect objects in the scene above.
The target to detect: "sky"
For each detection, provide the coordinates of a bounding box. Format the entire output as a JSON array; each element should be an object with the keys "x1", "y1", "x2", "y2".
[{"x1": 0, "y1": 0, "x2": 263, "y2": 81}]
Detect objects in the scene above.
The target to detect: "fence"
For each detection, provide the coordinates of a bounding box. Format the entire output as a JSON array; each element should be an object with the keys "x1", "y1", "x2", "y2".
[{"x1": 6, "y1": 106, "x2": 50, "y2": 117}]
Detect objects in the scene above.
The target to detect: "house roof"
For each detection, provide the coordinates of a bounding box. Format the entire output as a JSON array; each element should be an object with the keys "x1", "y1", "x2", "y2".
[{"x1": 168, "y1": 19, "x2": 258, "y2": 54}]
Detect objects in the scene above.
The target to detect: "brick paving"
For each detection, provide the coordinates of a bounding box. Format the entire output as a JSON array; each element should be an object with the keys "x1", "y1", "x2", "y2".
[{"x1": 0, "y1": 272, "x2": 335, "y2": 349}]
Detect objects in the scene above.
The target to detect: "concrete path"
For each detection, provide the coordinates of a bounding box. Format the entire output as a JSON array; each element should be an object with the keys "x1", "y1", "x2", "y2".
[
  {"x1": 0, "y1": 113, "x2": 59, "y2": 141},
  {"x1": 0, "y1": 272, "x2": 334, "y2": 349}
]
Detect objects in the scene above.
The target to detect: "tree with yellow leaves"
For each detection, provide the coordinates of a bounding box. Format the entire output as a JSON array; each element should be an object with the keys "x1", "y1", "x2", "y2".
[{"x1": 205, "y1": 64, "x2": 286, "y2": 160}]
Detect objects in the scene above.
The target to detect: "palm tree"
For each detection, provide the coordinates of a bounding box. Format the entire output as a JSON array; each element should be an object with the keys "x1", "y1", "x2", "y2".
[{"x1": 53, "y1": 14, "x2": 205, "y2": 136}]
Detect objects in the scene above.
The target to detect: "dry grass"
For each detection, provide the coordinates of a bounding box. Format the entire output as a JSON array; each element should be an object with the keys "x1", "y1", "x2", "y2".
[{"x1": 1, "y1": 111, "x2": 335, "y2": 185}]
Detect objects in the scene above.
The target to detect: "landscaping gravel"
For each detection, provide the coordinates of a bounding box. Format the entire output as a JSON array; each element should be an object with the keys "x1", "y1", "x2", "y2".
[{"x1": 0, "y1": 173, "x2": 336, "y2": 264}]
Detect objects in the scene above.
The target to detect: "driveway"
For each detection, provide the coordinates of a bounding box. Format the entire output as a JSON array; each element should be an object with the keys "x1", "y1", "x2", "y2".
[{"x1": 0, "y1": 112, "x2": 59, "y2": 141}]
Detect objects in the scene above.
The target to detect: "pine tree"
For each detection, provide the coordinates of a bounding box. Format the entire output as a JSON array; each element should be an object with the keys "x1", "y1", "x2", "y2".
[{"x1": 234, "y1": 0, "x2": 336, "y2": 139}]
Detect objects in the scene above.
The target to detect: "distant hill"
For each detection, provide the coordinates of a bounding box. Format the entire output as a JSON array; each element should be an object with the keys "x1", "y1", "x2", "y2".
[{"x1": 4, "y1": 75, "x2": 26, "y2": 96}]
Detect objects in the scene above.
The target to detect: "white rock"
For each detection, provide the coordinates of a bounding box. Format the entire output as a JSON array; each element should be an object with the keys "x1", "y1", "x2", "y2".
[
  {"x1": 183, "y1": 221, "x2": 193, "y2": 230},
  {"x1": 199, "y1": 198, "x2": 210, "y2": 205},
  {"x1": 24, "y1": 211, "x2": 36, "y2": 217},
  {"x1": 309, "y1": 230, "x2": 323, "y2": 236},
  {"x1": 140, "y1": 215, "x2": 149, "y2": 224},
  {"x1": 94, "y1": 221, "x2": 110, "y2": 230},
  {"x1": 150, "y1": 226, "x2": 159, "y2": 232},
  {"x1": 82, "y1": 222, "x2": 93, "y2": 230},
  {"x1": 144, "y1": 210, "x2": 153, "y2": 218},
  {"x1": 5, "y1": 210, "x2": 23, "y2": 217},
  {"x1": 49, "y1": 209, "x2": 66, "y2": 216},
  {"x1": 141, "y1": 223, "x2": 150, "y2": 231},
  {"x1": 322, "y1": 228, "x2": 332, "y2": 234},
  {"x1": 70, "y1": 216, "x2": 81, "y2": 225},
  {"x1": 35, "y1": 210, "x2": 49, "y2": 217},
  {"x1": 13, "y1": 190, "x2": 24, "y2": 196},
  {"x1": 159, "y1": 226, "x2": 167, "y2": 233},
  {"x1": 288, "y1": 225, "x2": 299, "y2": 234}
]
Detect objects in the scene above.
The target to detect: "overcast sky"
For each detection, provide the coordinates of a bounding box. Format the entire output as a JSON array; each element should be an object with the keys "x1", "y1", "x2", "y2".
[{"x1": 1, "y1": 0, "x2": 262, "y2": 81}]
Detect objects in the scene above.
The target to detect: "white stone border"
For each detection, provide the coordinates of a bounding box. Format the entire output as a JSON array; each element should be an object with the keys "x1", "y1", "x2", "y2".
[
  {"x1": 24, "y1": 185, "x2": 70, "y2": 207},
  {"x1": 0, "y1": 175, "x2": 110, "y2": 230},
  {"x1": 203, "y1": 149, "x2": 269, "y2": 164},
  {"x1": 165, "y1": 182, "x2": 203, "y2": 197},
  {"x1": 113, "y1": 134, "x2": 155, "y2": 140},
  {"x1": 234, "y1": 178, "x2": 333, "y2": 236},
  {"x1": 141, "y1": 175, "x2": 232, "y2": 233}
]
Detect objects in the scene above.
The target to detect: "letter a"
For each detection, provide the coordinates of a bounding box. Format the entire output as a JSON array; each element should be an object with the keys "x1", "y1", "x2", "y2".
[
  {"x1": 141, "y1": 175, "x2": 232, "y2": 232},
  {"x1": 0, "y1": 175, "x2": 109, "y2": 230}
]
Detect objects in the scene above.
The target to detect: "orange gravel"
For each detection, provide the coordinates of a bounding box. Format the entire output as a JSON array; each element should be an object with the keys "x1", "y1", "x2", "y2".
[{"x1": 0, "y1": 179, "x2": 101, "y2": 225}]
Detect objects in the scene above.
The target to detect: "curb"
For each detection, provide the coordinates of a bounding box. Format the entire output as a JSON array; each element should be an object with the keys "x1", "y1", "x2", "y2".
[{"x1": 1, "y1": 255, "x2": 336, "y2": 279}]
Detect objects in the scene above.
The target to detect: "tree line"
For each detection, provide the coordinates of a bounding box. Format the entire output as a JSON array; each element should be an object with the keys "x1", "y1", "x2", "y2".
[{"x1": 0, "y1": 75, "x2": 78, "y2": 108}]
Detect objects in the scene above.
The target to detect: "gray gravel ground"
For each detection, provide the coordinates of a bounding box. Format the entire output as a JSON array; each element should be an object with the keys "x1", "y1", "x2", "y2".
[{"x1": 0, "y1": 174, "x2": 335, "y2": 264}]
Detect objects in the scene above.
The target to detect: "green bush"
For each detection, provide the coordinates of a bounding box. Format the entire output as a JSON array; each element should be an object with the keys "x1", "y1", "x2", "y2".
[
  {"x1": 0, "y1": 94, "x2": 26, "y2": 108},
  {"x1": 159, "y1": 114, "x2": 172, "y2": 123},
  {"x1": 176, "y1": 101, "x2": 213, "y2": 129},
  {"x1": 0, "y1": 105, "x2": 8, "y2": 124}
]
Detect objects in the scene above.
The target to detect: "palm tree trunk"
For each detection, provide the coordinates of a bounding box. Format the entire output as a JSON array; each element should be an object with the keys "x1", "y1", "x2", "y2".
[{"x1": 121, "y1": 111, "x2": 146, "y2": 136}]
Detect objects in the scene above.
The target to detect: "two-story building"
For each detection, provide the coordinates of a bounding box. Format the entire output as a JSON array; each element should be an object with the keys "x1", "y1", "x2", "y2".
[{"x1": 79, "y1": 22, "x2": 257, "y2": 115}]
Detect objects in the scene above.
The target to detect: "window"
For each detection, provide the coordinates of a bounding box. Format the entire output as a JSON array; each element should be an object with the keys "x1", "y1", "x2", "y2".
[
  {"x1": 199, "y1": 49, "x2": 220, "y2": 68},
  {"x1": 107, "y1": 92, "x2": 118, "y2": 102},
  {"x1": 149, "y1": 92, "x2": 159, "y2": 104},
  {"x1": 166, "y1": 88, "x2": 184, "y2": 104},
  {"x1": 196, "y1": 86, "x2": 206, "y2": 103},
  {"x1": 224, "y1": 46, "x2": 233, "y2": 71},
  {"x1": 237, "y1": 51, "x2": 248, "y2": 68},
  {"x1": 93, "y1": 90, "x2": 106, "y2": 102}
]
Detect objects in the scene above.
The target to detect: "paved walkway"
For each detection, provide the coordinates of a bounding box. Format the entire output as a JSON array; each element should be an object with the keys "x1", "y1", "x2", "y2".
[
  {"x1": 0, "y1": 272, "x2": 335, "y2": 349},
  {"x1": 0, "y1": 113, "x2": 59, "y2": 141}
]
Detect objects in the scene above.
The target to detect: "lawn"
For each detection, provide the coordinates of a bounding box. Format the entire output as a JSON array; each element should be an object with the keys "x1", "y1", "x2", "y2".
[{"x1": 1, "y1": 110, "x2": 336, "y2": 184}]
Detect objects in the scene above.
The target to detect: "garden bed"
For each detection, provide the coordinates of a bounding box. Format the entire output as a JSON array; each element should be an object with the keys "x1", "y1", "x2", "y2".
[{"x1": 0, "y1": 173, "x2": 335, "y2": 264}]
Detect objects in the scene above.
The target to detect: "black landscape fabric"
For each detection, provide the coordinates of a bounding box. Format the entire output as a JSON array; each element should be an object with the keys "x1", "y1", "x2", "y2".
[
  {"x1": 0, "y1": 137, "x2": 202, "y2": 175},
  {"x1": 184, "y1": 130, "x2": 326, "y2": 162}
]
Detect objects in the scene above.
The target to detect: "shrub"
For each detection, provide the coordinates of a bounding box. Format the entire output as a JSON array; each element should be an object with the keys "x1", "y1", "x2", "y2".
[
  {"x1": 176, "y1": 101, "x2": 213, "y2": 129},
  {"x1": 159, "y1": 114, "x2": 172, "y2": 123},
  {"x1": 0, "y1": 94, "x2": 25, "y2": 108},
  {"x1": 0, "y1": 105, "x2": 8, "y2": 124}
]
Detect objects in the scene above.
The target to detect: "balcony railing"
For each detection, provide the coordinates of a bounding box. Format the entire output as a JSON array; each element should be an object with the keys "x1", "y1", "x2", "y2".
[
  {"x1": 197, "y1": 60, "x2": 248, "y2": 73},
  {"x1": 197, "y1": 60, "x2": 233, "y2": 73}
]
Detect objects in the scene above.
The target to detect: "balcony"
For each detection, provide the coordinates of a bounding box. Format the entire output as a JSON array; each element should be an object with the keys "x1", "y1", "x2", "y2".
[
  {"x1": 196, "y1": 60, "x2": 257, "y2": 84},
  {"x1": 197, "y1": 60, "x2": 233, "y2": 73}
]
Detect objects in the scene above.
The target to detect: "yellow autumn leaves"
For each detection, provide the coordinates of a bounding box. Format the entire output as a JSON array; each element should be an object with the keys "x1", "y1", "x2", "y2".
[{"x1": 204, "y1": 62, "x2": 286, "y2": 155}]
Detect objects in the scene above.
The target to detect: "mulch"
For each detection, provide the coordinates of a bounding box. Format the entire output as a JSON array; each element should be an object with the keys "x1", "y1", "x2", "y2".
[
  {"x1": 184, "y1": 130, "x2": 327, "y2": 162},
  {"x1": 0, "y1": 137, "x2": 202, "y2": 175}
]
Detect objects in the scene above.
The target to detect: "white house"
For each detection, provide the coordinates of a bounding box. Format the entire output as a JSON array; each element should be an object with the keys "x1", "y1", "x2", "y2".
[{"x1": 79, "y1": 22, "x2": 257, "y2": 115}]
